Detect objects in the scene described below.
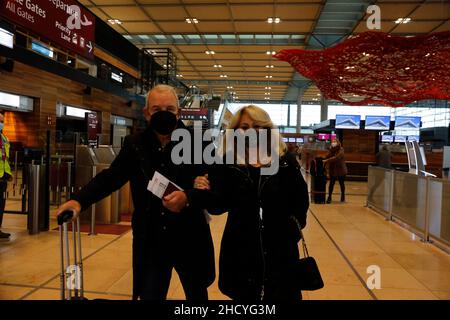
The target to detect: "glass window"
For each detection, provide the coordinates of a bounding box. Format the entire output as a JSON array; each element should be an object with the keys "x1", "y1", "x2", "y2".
[
  {"x1": 227, "y1": 103, "x2": 288, "y2": 126},
  {"x1": 289, "y1": 104, "x2": 297, "y2": 127},
  {"x1": 301, "y1": 104, "x2": 321, "y2": 126}
]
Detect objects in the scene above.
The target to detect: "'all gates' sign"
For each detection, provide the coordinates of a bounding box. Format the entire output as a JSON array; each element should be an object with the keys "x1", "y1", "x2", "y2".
[{"x1": 1, "y1": 0, "x2": 95, "y2": 59}]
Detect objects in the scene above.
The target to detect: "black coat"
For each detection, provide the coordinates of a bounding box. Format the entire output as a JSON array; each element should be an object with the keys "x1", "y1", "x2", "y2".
[
  {"x1": 72, "y1": 123, "x2": 215, "y2": 298},
  {"x1": 189, "y1": 153, "x2": 309, "y2": 299}
]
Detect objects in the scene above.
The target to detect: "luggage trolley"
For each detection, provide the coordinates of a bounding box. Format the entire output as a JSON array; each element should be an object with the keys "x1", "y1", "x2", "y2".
[{"x1": 58, "y1": 211, "x2": 86, "y2": 300}]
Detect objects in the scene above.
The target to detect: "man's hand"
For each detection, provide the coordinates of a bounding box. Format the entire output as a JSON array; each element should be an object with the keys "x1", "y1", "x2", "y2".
[
  {"x1": 162, "y1": 191, "x2": 188, "y2": 213},
  {"x1": 56, "y1": 200, "x2": 82, "y2": 222}
]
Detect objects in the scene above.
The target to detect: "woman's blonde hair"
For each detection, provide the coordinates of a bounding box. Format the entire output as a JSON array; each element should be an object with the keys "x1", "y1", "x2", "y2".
[{"x1": 219, "y1": 105, "x2": 286, "y2": 159}]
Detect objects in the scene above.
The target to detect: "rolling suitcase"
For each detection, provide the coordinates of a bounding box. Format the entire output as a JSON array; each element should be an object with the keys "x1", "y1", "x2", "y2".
[
  {"x1": 58, "y1": 211, "x2": 86, "y2": 300},
  {"x1": 310, "y1": 158, "x2": 327, "y2": 204}
]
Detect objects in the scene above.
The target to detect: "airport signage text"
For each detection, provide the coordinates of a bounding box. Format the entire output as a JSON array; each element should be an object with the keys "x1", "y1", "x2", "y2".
[{"x1": 1, "y1": 0, "x2": 95, "y2": 59}]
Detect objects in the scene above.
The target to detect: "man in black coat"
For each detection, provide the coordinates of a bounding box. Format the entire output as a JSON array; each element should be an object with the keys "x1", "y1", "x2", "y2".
[{"x1": 57, "y1": 84, "x2": 215, "y2": 300}]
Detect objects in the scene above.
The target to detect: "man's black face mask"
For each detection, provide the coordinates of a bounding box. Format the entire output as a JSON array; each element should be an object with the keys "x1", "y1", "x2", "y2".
[{"x1": 148, "y1": 110, "x2": 178, "y2": 135}]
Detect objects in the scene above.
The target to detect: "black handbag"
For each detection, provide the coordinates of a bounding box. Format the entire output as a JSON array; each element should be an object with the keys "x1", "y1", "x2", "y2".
[{"x1": 296, "y1": 230, "x2": 324, "y2": 291}]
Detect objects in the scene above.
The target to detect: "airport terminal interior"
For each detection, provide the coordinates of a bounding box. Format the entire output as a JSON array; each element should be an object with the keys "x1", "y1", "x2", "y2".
[{"x1": 0, "y1": 0, "x2": 449, "y2": 300}]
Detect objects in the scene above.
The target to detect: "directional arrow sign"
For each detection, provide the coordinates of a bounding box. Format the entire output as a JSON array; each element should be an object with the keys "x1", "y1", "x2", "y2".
[{"x1": 86, "y1": 41, "x2": 93, "y2": 53}]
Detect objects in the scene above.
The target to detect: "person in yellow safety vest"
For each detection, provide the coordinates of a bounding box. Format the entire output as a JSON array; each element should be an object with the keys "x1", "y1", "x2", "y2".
[{"x1": 0, "y1": 112, "x2": 12, "y2": 240}]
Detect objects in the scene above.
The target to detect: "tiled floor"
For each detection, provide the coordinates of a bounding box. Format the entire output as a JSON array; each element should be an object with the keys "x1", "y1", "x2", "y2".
[{"x1": 1, "y1": 175, "x2": 450, "y2": 300}]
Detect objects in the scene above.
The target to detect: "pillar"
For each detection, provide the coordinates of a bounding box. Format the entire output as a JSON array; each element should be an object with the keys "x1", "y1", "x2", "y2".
[{"x1": 320, "y1": 95, "x2": 328, "y2": 122}]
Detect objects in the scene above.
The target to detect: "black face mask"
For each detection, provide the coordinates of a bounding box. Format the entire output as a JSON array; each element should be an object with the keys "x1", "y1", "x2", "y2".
[{"x1": 148, "y1": 111, "x2": 178, "y2": 135}]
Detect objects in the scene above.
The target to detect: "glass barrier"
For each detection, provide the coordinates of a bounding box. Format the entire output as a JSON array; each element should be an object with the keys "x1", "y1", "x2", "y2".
[
  {"x1": 427, "y1": 178, "x2": 450, "y2": 246},
  {"x1": 367, "y1": 166, "x2": 392, "y2": 214},
  {"x1": 391, "y1": 170, "x2": 427, "y2": 234},
  {"x1": 367, "y1": 167, "x2": 450, "y2": 251}
]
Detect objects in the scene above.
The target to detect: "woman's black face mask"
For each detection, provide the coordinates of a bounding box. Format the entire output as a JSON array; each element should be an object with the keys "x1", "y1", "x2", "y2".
[{"x1": 148, "y1": 110, "x2": 178, "y2": 135}]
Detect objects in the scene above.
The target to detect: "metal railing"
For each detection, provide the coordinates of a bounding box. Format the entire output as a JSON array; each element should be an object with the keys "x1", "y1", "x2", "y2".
[{"x1": 367, "y1": 166, "x2": 450, "y2": 253}]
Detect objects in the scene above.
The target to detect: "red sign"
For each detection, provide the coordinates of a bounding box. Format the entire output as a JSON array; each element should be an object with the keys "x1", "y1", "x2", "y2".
[
  {"x1": 86, "y1": 112, "x2": 98, "y2": 141},
  {"x1": 1, "y1": 0, "x2": 95, "y2": 59},
  {"x1": 181, "y1": 108, "x2": 209, "y2": 121}
]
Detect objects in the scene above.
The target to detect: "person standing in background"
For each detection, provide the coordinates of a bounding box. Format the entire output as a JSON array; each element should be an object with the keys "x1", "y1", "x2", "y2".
[
  {"x1": 0, "y1": 112, "x2": 12, "y2": 240},
  {"x1": 323, "y1": 138, "x2": 347, "y2": 203},
  {"x1": 368, "y1": 145, "x2": 393, "y2": 201},
  {"x1": 376, "y1": 145, "x2": 392, "y2": 169}
]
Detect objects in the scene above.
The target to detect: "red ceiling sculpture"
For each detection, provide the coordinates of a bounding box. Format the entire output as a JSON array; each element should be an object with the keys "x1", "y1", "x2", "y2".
[{"x1": 274, "y1": 31, "x2": 450, "y2": 107}]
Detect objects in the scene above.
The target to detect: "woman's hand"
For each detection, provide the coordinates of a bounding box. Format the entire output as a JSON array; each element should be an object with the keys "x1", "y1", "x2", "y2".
[{"x1": 194, "y1": 174, "x2": 210, "y2": 190}]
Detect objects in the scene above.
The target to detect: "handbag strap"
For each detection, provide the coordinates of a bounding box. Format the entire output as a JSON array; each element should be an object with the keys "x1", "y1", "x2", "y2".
[
  {"x1": 291, "y1": 215, "x2": 310, "y2": 258},
  {"x1": 300, "y1": 230, "x2": 310, "y2": 258}
]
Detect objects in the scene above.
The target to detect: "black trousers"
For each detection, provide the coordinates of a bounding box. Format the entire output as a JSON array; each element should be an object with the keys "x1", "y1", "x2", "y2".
[
  {"x1": 138, "y1": 257, "x2": 209, "y2": 301},
  {"x1": 0, "y1": 179, "x2": 7, "y2": 227},
  {"x1": 133, "y1": 232, "x2": 210, "y2": 301},
  {"x1": 328, "y1": 176, "x2": 345, "y2": 198}
]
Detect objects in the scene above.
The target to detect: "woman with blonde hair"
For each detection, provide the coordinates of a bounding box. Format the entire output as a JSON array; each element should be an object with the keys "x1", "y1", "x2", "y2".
[{"x1": 190, "y1": 105, "x2": 309, "y2": 301}]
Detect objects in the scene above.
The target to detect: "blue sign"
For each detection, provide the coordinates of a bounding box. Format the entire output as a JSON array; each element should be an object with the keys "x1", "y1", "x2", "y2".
[
  {"x1": 394, "y1": 116, "x2": 421, "y2": 130},
  {"x1": 408, "y1": 135, "x2": 420, "y2": 142},
  {"x1": 335, "y1": 114, "x2": 361, "y2": 129},
  {"x1": 381, "y1": 135, "x2": 394, "y2": 143},
  {"x1": 31, "y1": 41, "x2": 54, "y2": 58},
  {"x1": 394, "y1": 135, "x2": 407, "y2": 142},
  {"x1": 365, "y1": 115, "x2": 391, "y2": 130}
]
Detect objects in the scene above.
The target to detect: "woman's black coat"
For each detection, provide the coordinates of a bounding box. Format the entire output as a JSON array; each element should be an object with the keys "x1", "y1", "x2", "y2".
[
  {"x1": 189, "y1": 153, "x2": 309, "y2": 299},
  {"x1": 72, "y1": 123, "x2": 215, "y2": 299}
]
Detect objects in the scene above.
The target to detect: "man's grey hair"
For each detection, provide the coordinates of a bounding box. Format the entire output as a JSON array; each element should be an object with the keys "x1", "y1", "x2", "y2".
[{"x1": 145, "y1": 84, "x2": 180, "y2": 109}]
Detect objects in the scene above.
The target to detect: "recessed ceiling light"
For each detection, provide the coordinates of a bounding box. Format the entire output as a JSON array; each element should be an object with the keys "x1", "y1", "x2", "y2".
[
  {"x1": 395, "y1": 17, "x2": 411, "y2": 24},
  {"x1": 185, "y1": 18, "x2": 199, "y2": 24},
  {"x1": 214, "y1": 64, "x2": 222, "y2": 68},
  {"x1": 227, "y1": 86, "x2": 233, "y2": 89},
  {"x1": 220, "y1": 74, "x2": 228, "y2": 78},
  {"x1": 267, "y1": 17, "x2": 281, "y2": 24},
  {"x1": 265, "y1": 65, "x2": 274, "y2": 68},
  {"x1": 108, "y1": 19, "x2": 122, "y2": 25},
  {"x1": 266, "y1": 51, "x2": 276, "y2": 55},
  {"x1": 265, "y1": 87, "x2": 272, "y2": 90},
  {"x1": 176, "y1": 74, "x2": 183, "y2": 78},
  {"x1": 265, "y1": 75, "x2": 273, "y2": 79},
  {"x1": 205, "y1": 50, "x2": 215, "y2": 55}
]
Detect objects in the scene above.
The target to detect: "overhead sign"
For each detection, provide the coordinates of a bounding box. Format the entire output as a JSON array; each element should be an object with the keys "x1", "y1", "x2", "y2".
[
  {"x1": 335, "y1": 114, "x2": 361, "y2": 130},
  {"x1": 0, "y1": 0, "x2": 95, "y2": 59}
]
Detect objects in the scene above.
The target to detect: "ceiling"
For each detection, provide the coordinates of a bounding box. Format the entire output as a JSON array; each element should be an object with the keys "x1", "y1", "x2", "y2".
[{"x1": 79, "y1": 0, "x2": 449, "y2": 104}]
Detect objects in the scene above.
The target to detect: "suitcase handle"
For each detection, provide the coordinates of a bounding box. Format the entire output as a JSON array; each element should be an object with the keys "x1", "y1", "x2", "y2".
[{"x1": 58, "y1": 210, "x2": 74, "y2": 225}]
